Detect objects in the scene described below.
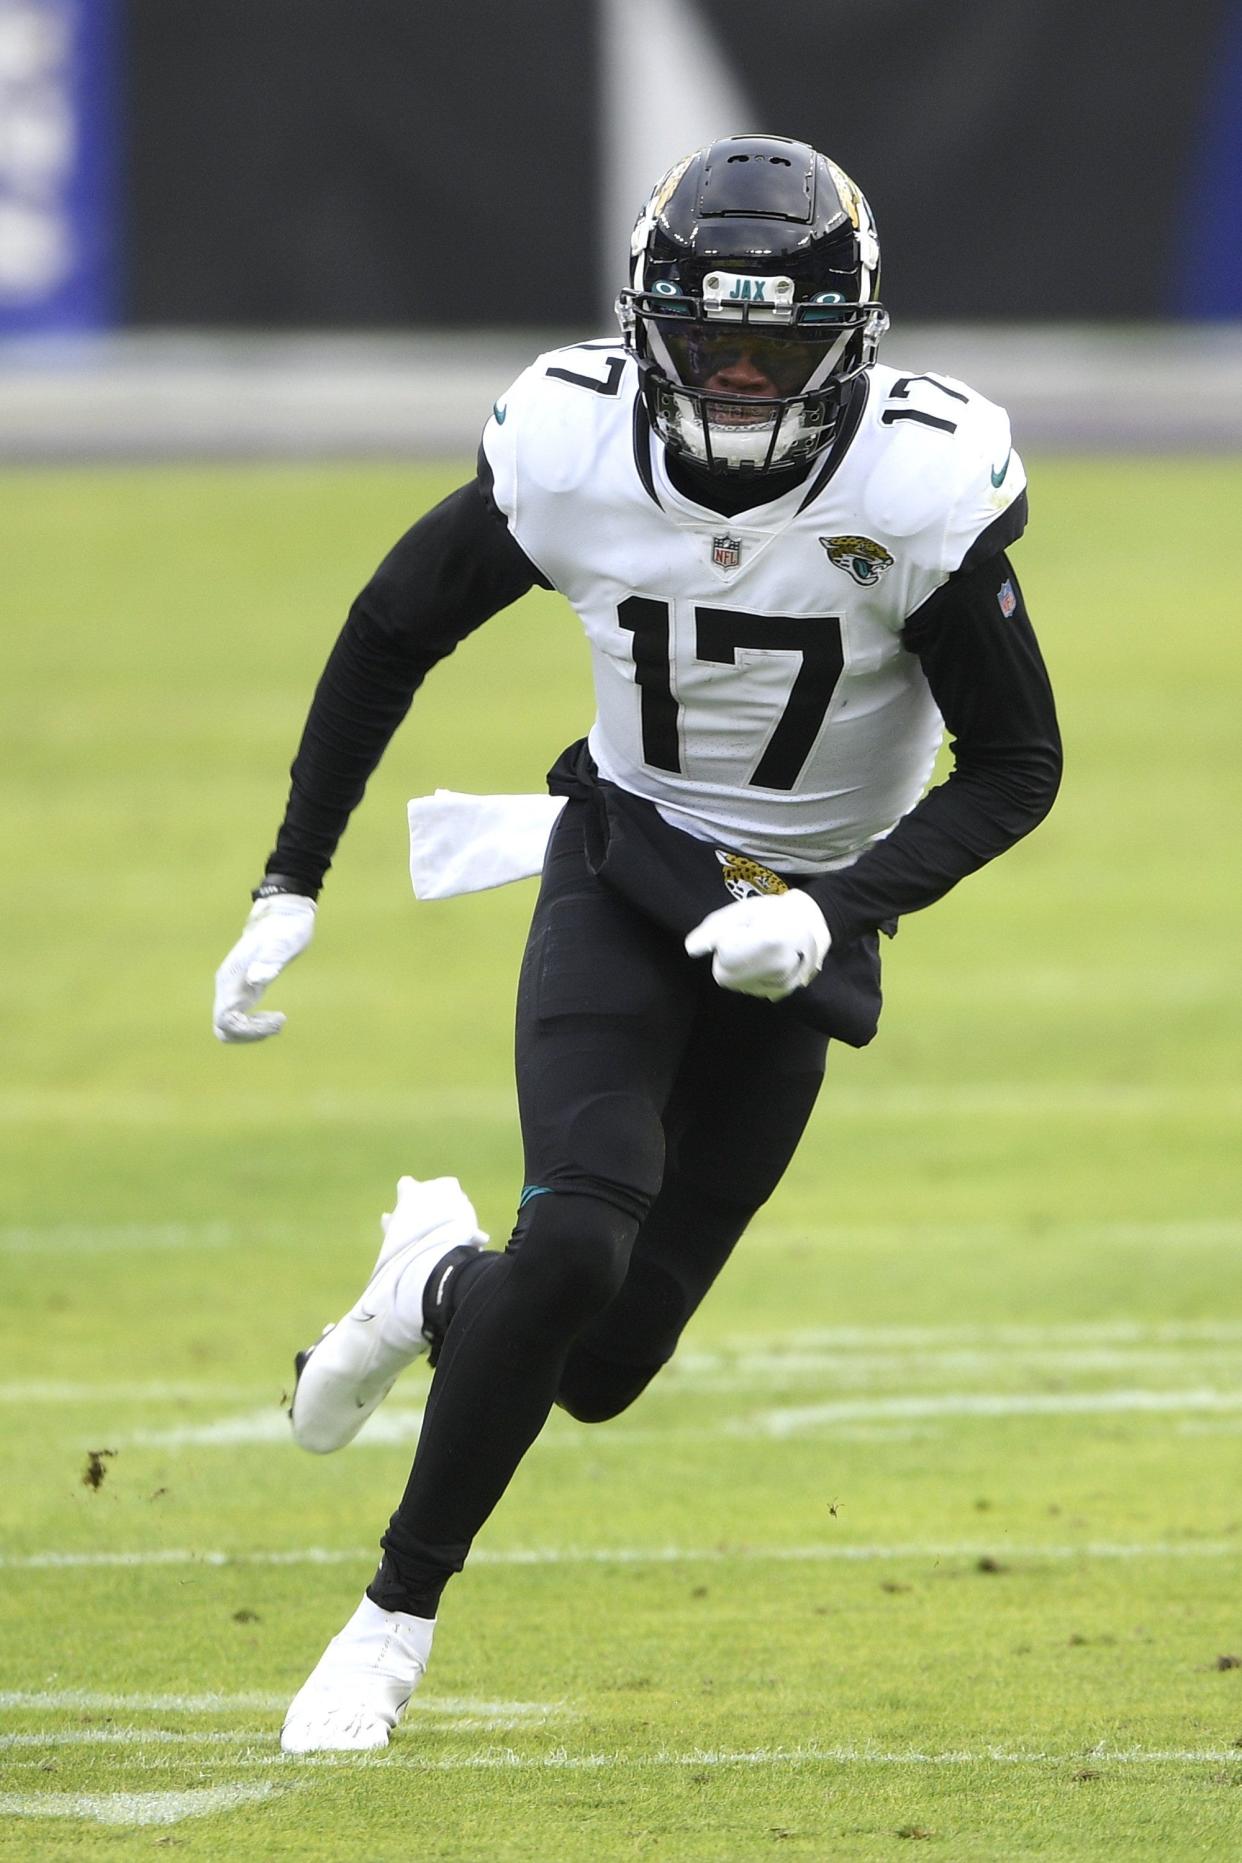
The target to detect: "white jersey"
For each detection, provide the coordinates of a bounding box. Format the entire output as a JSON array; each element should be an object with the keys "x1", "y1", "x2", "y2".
[{"x1": 482, "y1": 343, "x2": 1026, "y2": 876}]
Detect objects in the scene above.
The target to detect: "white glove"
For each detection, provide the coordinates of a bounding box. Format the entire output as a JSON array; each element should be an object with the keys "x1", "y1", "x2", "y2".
[
  {"x1": 213, "y1": 893, "x2": 317, "y2": 1043},
  {"x1": 684, "y1": 888, "x2": 830, "y2": 1001}
]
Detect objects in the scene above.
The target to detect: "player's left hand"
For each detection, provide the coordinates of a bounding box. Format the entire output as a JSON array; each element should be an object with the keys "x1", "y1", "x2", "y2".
[
  {"x1": 684, "y1": 889, "x2": 831, "y2": 1001},
  {"x1": 212, "y1": 893, "x2": 317, "y2": 1042}
]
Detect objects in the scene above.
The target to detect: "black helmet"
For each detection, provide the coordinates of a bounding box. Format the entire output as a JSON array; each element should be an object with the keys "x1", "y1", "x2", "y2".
[{"x1": 617, "y1": 134, "x2": 887, "y2": 475}]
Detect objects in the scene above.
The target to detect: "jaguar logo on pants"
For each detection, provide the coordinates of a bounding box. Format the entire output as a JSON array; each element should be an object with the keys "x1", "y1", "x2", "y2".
[{"x1": 715, "y1": 849, "x2": 789, "y2": 902}]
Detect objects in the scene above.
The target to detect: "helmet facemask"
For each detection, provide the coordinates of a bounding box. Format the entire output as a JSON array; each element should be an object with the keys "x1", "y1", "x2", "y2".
[
  {"x1": 624, "y1": 290, "x2": 887, "y2": 473},
  {"x1": 617, "y1": 138, "x2": 888, "y2": 475}
]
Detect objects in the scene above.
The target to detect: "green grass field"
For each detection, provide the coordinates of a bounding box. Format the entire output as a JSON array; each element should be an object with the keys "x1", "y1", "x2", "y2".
[{"x1": 2, "y1": 455, "x2": 1240, "y2": 1860}]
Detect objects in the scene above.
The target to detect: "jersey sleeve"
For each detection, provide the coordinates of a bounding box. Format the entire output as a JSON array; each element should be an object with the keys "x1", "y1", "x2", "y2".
[
  {"x1": 939, "y1": 387, "x2": 1028, "y2": 576},
  {"x1": 479, "y1": 367, "x2": 530, "y2": 535},
  {"x1": 862, "y1": 370, "x2": 1029, "y2": 625},
  {"x1": 480, "y1": 343, "x2": 634, "y2": 591},
  {"x1": 479, "y1": 357, "x2": 578, "y2": 588}
]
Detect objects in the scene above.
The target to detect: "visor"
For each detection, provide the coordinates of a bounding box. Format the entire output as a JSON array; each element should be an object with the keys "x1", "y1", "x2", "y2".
[
  {"x1": 650, "y1": 310, "x2": 865, "y2": 400},
  {"x1": 659, "y1": 325, "x2": 824, "y2": 395}
]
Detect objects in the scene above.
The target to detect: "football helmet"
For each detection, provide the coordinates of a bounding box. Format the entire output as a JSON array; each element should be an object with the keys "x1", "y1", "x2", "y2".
[{"x1": 618, "y1": 134, "x2": 888, "y2": 475}]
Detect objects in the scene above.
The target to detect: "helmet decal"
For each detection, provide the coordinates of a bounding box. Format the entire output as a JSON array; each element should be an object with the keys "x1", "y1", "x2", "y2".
[{"x1": 824, "y1": 157, "x2": 862, "y2": 230}]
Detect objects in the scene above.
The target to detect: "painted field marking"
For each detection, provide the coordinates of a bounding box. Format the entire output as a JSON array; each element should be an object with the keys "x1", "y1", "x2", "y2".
[
  {"x1": 355, "y1": 1742, "x2": 1242, "y2": 1772},
  {"x1": 0, "y1": 1689, "x2": 566, "y2": 1724},
  {"x1": 669, "y1": 1345, "x2": 1242, "y2": 1393},
  {"x1": 204, "y1": 1742, "x2": 1242, "y2": 1773},
  {"x1": 3, "y1": 1083, "x2": 1238, "y2": 1127},
  {"x1": 123, "y1": 1381, "x2": 1242, "y2": 1450},
  {"x1": 716, "y1": 1313, "x2": 1242, "y2": 1347},
  {"x1": 0, "y1": 1380, "x2": 262, "y2": 1404},
  {"x1": 0, "y1": 1086, "x2": 517, "y2": 1128},
  {"x1": 4, "y1": 1315, "x2": 1239, "y2": 1405},
  {"x1": 0, "y1": 1223, "x2": 234, "y2": 1255},
  {"x1": 132, "y1": 1407, "x2": 309, "y2": 1447},
  {"x1": 2, "y1": 1539, "x2": 1237, "y2": 1575},
  {"x1": 2, "y1": 1740, "x2": 1239, "y2": 1781},
  {"x1": 0, "y1": 1689, "x2": 287, "y2": 1711},
  {"x1": 729, "y1": 1387, "x2": 1242, "y2": 1438},
  {"x1": 4, "y1": 1741, "x2": 1242, "y2": 1791},
  {"x1": 0, "y1": 1730, "x2": 272, "y2": 1750},
  {"x1": 743, "y1": 1222, "x2": 1242, "y2": 1257},
  {"x1": 0, "y1": 1783, "x2": 278, "y2": 1827},
  {"x1": 5, "y1": 1744, "x2": 1242, "y2": 1781}
]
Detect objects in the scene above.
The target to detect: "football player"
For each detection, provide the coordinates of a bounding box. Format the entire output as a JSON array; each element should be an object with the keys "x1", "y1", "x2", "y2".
[{"x1": 213, "y1": 135, "x2": 1061, "y2": 1751}]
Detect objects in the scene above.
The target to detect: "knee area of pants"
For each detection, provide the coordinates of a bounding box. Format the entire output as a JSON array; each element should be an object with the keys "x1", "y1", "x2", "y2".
[
  {"x1": 557, "y1": 1358, "x2": 659, "y2": 1424},
  {"x1": 509, "y1": 1193, "x2": 636, "y2": 1323}
]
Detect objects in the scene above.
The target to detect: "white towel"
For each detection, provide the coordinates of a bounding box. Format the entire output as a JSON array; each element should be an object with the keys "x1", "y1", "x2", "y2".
[{"x1": 407, "y1": 790, "x2": 567, "y2": 899}]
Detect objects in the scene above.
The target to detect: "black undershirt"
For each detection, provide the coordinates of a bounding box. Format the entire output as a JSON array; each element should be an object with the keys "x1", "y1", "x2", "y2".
[{"x1": 265, "y1": 438, "x2": 1061, "y2": 940}]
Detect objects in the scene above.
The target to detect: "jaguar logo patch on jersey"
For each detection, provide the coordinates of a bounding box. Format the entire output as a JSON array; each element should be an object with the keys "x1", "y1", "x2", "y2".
[
  {"x1": 820, "y1": 534, "x2": 895, "y2": 587},
  {"x1": 711, "y1": 534, "x2": 743, "y2": 571},
  {"x1": 715, "y1": 849, "x2": 789, "y2": 902}
]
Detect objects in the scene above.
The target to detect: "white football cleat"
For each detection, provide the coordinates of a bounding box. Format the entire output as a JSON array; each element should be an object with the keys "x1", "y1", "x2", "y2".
[
  {"x1": 280, "y1": 1594, "x2": 435, "y2": 1753},
  {"x1": 289, "y1": 1174, "x2": 487, "y2": 1453}
]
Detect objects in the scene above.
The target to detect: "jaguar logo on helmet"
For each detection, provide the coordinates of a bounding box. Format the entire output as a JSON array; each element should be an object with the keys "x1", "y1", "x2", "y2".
[
  {"x1": 715, "y1": 849, "x2": 788, "y2": 902},
  {"x1": 819, "y1": 534, "x2": 895, "y2": 587}
]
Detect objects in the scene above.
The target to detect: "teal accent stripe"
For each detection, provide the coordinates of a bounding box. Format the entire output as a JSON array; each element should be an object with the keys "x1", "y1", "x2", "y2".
[{"x1": 518, "y1": 1184, "x2": 552, "y2": 1209}]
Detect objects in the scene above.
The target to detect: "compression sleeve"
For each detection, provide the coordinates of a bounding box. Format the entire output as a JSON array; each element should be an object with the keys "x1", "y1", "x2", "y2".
[
  {"x1": 264, "y1": 461, "x2": 544, "y2": 893},
  {"x1": 807, "y1": 551, "x2": 1062, "y2": 944}
]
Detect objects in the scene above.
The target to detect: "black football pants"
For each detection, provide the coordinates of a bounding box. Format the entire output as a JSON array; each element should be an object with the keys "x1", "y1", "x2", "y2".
[{"x1": 371, "y1": 803, "x2": 828, "y2": 1617}]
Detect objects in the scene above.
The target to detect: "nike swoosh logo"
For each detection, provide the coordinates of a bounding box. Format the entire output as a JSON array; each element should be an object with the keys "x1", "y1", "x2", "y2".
[
  {"x1": 493, "y1": 401, "x2": 507, "y2": 425},
  {"x1": 991, "y1": 449, "x2": 1012, "y2": 487}
]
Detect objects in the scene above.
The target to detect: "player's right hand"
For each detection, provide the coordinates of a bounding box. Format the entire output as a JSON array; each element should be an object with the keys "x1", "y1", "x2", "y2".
[
  {"x1": 213, "y1": 894, "x2": 317, "y2": 1043},
  {"x1": 685, "y1": 887, "x2": 830, "y2": 1001}
]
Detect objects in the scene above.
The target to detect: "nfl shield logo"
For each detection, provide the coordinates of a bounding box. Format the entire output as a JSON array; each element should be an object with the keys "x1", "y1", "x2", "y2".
[
  {"x1": 712, "y1": 534, "x2": 743, "y2": 570},
  {"x1": 997, "y1": 576, "x2": 1018, "y2": 618}
]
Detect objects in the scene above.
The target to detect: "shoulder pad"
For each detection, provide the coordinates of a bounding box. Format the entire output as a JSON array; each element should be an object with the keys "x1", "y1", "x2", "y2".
[
  {"x1": 482, "y1": 342, "x2": 633, "y2": 516},
  {"x1": 862, "y1": 367, "x2": 1027, "y2": 572}
]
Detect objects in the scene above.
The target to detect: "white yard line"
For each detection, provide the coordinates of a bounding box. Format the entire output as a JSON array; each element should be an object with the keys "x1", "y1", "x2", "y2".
[
  {"x1": 3, "y1": 1743, "x2": 1240, "y2": 1802},
  {"x1": 132, "y1": 1407, "x2": 312, "y2": 1446},
  {"x1": 2, "y1": 1539, "x2": 1236, "y2": 1575},
  {"x1": 0, "y1": 1380, "x2": 263, "y2": 1403},
  {"x1": 670, "y1": 1346, "x2": 1242, "y2": 1391},
  {"x1": 0, "y1": 1730, "x2": 270, "y2": 1748},
  {"x1": 3, "y1": 1083, "x2": 1238, "y2": 1126},
  {"x1": 121, "y1": 1381, "x2": 1242, "y2": 1449},
  {"x1": 339, "y1": 1743, "x2": 1242, "y2": 1772},
  {"x1": 3, "y1": 1316, "x2": 1239, "y2": 1404},
  {"x1": 0, "y1": 1223, "x2": 235, "y2": 1255},
  {"x1": 3, "y1": 1740, "x2": 1242, "y2": 1778},
  {"x1": 726, "y1": 1387, "x2": 1242, "y2": 1438},
  {"x1": 0, "y1": 1689, "x2": 286, "y2": 1710},
  {"x1": 0, "y1": 1784, "x2": 278, "y2": 1827},
  {"x1": 0, "y1": 1087, "x2": 517, "y2": 1128},
  {"x1": 739, "y1": 1220, "x2": 1242, "y2": 1256},
  {"x1": 0, "y1": 1688, "x2": 565, "y2": 1721},
  {"x1": 723, "y1": 1314, "x2": 1242, "y2": 1347}
]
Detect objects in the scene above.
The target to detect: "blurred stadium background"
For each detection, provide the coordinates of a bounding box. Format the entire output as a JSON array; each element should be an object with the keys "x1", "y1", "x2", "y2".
[{"x1": 2, "y1": 0, "x2": 1242, "y2": 455}]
